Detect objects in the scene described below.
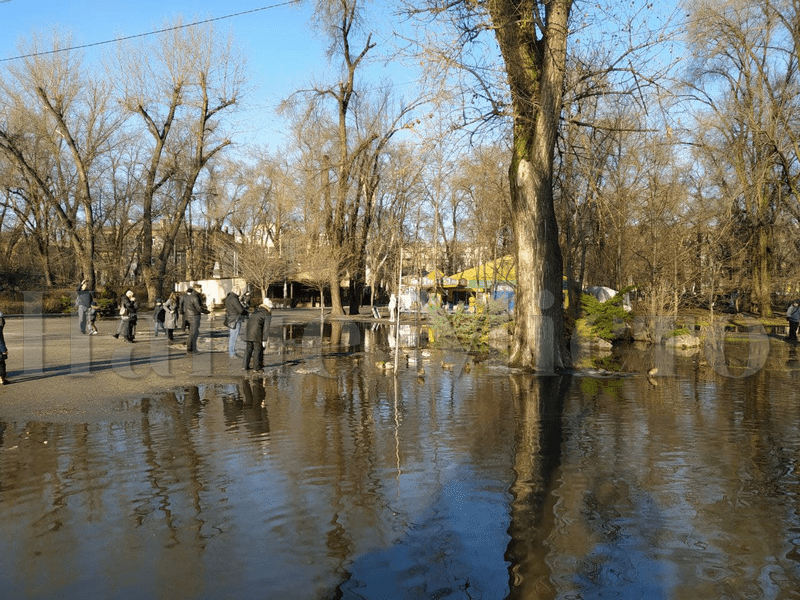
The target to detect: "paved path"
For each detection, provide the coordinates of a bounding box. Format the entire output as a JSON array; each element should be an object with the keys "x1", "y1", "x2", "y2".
[{"x1": 0, "y1": 308, "x2": 390, "y2": 422}]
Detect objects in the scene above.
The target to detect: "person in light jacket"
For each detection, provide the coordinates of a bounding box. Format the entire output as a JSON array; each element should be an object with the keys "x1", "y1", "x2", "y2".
[
  {"x1": 787, "y1": 299, "x2": 800, "y2": 342},
  {"x1": 75, "y1": 280, "x2": 93, "y2": 334},
  {"x1": 163, "y1": 292, "x2": 180, "y2": 341},
  {"x1": 224, "y1": 286, "x2": 248, "y2": 358}
]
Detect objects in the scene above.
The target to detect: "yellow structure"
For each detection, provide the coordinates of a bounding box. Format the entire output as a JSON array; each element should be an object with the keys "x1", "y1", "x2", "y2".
[{"x1": 444, "y1": 255, "x2": 516, "y2": 290}]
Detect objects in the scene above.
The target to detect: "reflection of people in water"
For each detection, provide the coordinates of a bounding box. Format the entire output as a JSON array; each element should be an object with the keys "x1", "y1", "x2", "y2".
[
  {"x1": 786, "y1": 346, "x2": 800, "y2": 369},
  {"x1": 243, "y1": 378, "x2": 267, "y2": 408},
  {"x1": 787, "y1": 346, "x2": 800, "y2": 380},
  {"x1": 186, "y1": 386, "x2": 200, "y2": 404},
  {"x1": 237, "y1": 379, "x2": 270, "y2": 433},
  {"x1": 241, "y1": 377, "x2": 253, "y2": 405}
]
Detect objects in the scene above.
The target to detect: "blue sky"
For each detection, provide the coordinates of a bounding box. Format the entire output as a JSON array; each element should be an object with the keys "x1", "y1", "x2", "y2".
[
  {"x1": 0, "y1": 0, "x2": 397, "y2": 150},
  {"x1": 1, "y1": 1, "x2": 683, "y2": 152}
]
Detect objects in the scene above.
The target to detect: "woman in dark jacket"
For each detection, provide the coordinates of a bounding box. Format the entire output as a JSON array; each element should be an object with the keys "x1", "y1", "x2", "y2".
[
  {"x1": 114, "y1": 290, "x2": 137, "y2": 342},
  {"x1": 164, "y1": 292, "x2": 180, "y2": 341}
]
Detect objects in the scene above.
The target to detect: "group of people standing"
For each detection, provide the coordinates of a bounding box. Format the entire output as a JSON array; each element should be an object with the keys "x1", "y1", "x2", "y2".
[
  {"x1": 75, "y1": 280, "x2": 214, "y2": 353},
  {"x1": 224, "y1": 286, "x2": 273, "y2": 372},
  {"x1": 0, "y1": 281, "x2": 273, "y2": 387},
  {"x1": 133, "y1": 285, "x2": 210, "y2": 353},
  {"x1": 73, "y1": 280, "x2": 272, "y2": 365}
]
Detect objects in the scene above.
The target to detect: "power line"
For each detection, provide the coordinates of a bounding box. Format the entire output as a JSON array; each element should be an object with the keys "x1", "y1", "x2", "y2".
[{"x1": 1, "y1": 0, "x2": 301, "y2": 63}]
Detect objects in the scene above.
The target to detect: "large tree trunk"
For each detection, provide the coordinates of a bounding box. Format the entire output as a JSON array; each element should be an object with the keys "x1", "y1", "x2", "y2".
[
  {"x1": 141, "y1": 194, "x2": 157, "y2": 303},
  {"x1": 348, "y1": 274, "x2": 365, "y2": 316},
  {"x1": 509, "y1": 161, "x2": 568, "y2": 371},
  {"x1": 753, "y1": 225, "x2": 772, "y2": 317},
  {"x1": 491, "y1": 0, "x2": 572, "y2": 371},
  {"x1": 329, "y1": 268, "x2": 344, "y2": 315}
]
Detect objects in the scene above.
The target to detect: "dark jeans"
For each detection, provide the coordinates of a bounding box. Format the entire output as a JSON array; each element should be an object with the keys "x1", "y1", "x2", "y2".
[
  {"x1": 243, "y1": 341, "x2": 264, "y2": 370},
  {"x1": 790, "y1": 319, "x2": 799, "y2": 341},
  {"x1": 186, "y1": 316, "x2": 201, "y2": 352}
]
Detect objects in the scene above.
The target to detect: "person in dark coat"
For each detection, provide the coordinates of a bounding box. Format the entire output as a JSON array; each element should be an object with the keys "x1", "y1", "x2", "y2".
[
  {"x1": 127, "y1": 294, "x2": 139, "y2": 341},
  {"x1": 243, "y1": 299, "x2": 272, "y2": 372},
  {"x1": 181, "y1": 285, "x2": 209, "y2": 353},
  {"x1": 164, "y1": 291, "x2": 180, "y2": 341},
  {"x1": 114, "y1": 290, "x2": 137, "y2": 342},
  {"x1": 75, "y1": 280, "x2": 93, "y2": 334},
  {"x1": 0, "y1": 310, "x2": 8, "y2": 384}
]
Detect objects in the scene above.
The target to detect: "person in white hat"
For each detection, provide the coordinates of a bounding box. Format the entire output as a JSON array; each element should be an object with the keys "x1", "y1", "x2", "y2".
[
  {"x1": 113, "y1": 290, "x2": 136, "y2": 342},
  {"x1": 181, "y1": 285, "x2": 209, "y2": 353},
  {"x1": 75, "y1": 279, "x2": 93, "y2": 334},
  {"x1": 242, "y1": 298, "x2": 272, "y2": 372}
]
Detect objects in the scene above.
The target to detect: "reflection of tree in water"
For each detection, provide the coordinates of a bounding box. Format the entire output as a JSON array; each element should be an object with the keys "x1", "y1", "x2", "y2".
[
  {"x1": 505, "y1": 375, "x2": 569, "y2": 599},
  {"x1": 579, "y1": 377, "x2": 624, "y2": 398}
]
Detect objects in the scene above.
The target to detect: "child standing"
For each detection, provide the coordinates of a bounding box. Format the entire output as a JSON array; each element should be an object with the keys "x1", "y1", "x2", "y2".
[
  {"x1": 153, "y1": 299, "x2": 166, "y2": 337},
  {"x1": 88, "y1": 301, "x2": 99, "y2": 335}
]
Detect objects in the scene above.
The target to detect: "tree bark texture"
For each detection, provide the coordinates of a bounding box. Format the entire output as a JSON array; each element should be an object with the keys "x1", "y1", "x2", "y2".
[{"x1": 489, "y1": 0, "x2": 572, "y2": 370}]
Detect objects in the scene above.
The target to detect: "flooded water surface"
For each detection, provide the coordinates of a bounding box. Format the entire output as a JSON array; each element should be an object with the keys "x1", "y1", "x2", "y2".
[{"x1": 3, "y1": 328, "x2": 800, "y2": 599}]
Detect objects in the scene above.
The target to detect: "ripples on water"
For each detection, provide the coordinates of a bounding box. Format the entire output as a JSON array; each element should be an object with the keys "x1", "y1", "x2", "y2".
[{"x1": 2, "y1": 339, "x2": 800, "y2": 599}]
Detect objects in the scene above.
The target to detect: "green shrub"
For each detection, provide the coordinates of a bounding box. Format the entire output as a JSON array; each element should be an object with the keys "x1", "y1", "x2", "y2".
[
  {"x1": 41, "y1": 291, "x2": 75, "y2": 314},
  {"x1": 580, "y1": 289, "x2": 634, "y2": 341},
  {"x1": 96, "y1": 297, "x2": 117, "y2": 317},
  {"x1": 666, "y1": 327, "x2": 692, "y2": 338},
  {"x1": 0, "y1": 291, "x2": 24, "y2": 315},
  {"x1": 427, "y1": 299, "x2": 510, "y2": 351}
]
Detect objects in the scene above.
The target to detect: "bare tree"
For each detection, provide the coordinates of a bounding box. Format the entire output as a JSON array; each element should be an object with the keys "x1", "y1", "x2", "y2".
[
  {"x1": 112, "y1": 20, "x2": 246, "y2": 302},
  {"x1": 481, "y1": 0, "x2": 574, "y2": 370},
  {"x1": 212, "y1": 151, "x2": 298, "y2": 297},
  {"x1": 453, "y1": 142, "x2": 513, "y2": 281},
  {"x1": 683, "y1": 0, "x2": 800, "y2": 316},
  {"x1": 0, "y1": 157, "x2": 58, "y2": 286},
  {"x1": 0, "y1": 34, "x2": 121, "y2": 288},
  {"x1": 407, "y1": 0, "x2": 681, "y2": 369},
  {"x1": 364, "y1": 141, "x2": 423, "y2": 305},
  {"x1": 95, "y1": 143, "x2": 146, "y2": 286},
  {"x1": 284, "y1": 0, "x2": 426, "y2": 316}
]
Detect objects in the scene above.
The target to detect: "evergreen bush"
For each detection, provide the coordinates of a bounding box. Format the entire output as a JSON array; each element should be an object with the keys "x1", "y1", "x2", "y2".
[
  {"x1": 580, "y1": 288, "x2": 634, "y2": 342},
  {"x1": 427, "y1": 299, "x2": 510, "y2": 351}
]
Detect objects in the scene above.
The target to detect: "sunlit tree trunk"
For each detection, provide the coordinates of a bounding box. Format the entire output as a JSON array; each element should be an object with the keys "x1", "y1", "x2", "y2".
[{"x1": 489, "y1": 0, "x2": 572, "y2": 370}]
